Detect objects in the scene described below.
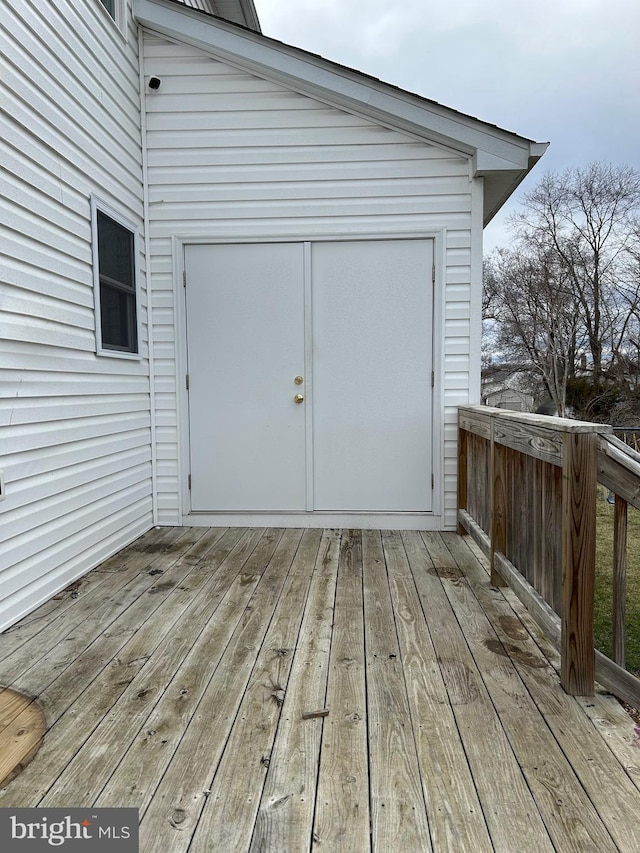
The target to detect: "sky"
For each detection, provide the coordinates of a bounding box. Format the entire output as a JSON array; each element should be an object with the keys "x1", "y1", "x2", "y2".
[{"x1": 254, "y1": 0, "x2": 640, "y2": 252}]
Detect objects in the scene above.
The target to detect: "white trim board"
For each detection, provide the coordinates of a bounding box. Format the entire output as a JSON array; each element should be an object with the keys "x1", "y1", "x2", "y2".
[{"x1": 182, "y1": 512, "x2": 444, "y2": 530}]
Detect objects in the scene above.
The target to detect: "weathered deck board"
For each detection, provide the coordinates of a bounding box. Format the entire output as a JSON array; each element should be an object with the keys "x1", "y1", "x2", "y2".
[
  {"x1": 250, "y1": 528, "x2": 340, "y2": 853},
  {"x1": 384, "y1": 531, "x2": 493, "y2": 852},
  {"x1": 454, "y1": 534, "x2": 640, "y2": 851},
  {"x1": 2, "y1": 526, "x2": 640, "y2": 852},
  {"x1": 408, "y1": 531, "x2": 555, "y2": 853},
  {"x1": 189, "y1": 528, "x2": 321, "y2": 852},
  {"x1": 440, "y1": 533, "x2": 618, "y2": 853},
  {"x1": 363, "y1": 530, "x2": 433, "y2": 852},
  {"x1": 312, "y1": 529, "x2": 370, "y2": 851}
]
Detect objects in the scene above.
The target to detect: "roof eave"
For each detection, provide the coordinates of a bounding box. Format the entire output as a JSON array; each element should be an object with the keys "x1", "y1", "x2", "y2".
[
  {"x1": 478, "y1": 142, "x2": 549, "y2": 225},
  {"x1": 134, "y1": 0, "x2": 547, "y2": 222}
]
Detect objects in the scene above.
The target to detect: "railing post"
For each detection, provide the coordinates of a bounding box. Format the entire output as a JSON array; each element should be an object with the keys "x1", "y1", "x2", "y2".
[
  {"x1": 490, "y1": 420, "x2": 507, "y2": 587},
  {"x1": 457, "y1": 419, "x2": 468, "y2": 536},
  {"x1": 561, "y1": 431, "x2": 597, "y2": 695}
]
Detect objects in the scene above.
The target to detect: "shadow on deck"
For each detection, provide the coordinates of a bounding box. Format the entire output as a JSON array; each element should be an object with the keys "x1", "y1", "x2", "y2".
[{"x1": 1, "y1": 526, "x2": 639, "y2": 851}]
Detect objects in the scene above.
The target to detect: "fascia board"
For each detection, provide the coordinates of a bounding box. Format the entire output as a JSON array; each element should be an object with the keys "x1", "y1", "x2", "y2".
[{"x1": 134, "y1": 0, "x2": 537, "y2": 171}]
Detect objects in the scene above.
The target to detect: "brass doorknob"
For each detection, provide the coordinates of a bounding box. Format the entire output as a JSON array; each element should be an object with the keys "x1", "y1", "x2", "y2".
[
  {"x1": 294, "y1": 394, "x2": 304, "y2": 404},
  {"x1": 294, "y1": 376, "x2": 304, "y2": 385}
]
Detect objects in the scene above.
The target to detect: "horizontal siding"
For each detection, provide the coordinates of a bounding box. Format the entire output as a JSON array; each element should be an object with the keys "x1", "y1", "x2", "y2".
[
  {"x1": 143, "y1": 33, "x2": 475, "y2": 527},
  {"x1": 0, "y1": 0, "x2": 152, "y2": 632}
]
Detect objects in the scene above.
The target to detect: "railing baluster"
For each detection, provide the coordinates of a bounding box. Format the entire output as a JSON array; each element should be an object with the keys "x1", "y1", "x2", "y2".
[
  {"x1": 490, "y1": 423, "x2": 507, "y2": 588},
  {"x1": 613, "y1": 494, "x2": 628, "y2": 668},
  {"x1": 457, "y1": 424, "x2": 468, "y2": 536}
]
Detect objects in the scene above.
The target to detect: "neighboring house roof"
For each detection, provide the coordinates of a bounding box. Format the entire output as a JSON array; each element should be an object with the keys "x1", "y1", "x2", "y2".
[{"x1": 134, "y1": 0, "x2": 548, "y2": 225}]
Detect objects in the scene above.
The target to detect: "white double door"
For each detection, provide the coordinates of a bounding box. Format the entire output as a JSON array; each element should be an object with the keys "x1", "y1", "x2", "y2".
[{"x1": 185, "y1": 239, "x2": 433, "y2": 514}]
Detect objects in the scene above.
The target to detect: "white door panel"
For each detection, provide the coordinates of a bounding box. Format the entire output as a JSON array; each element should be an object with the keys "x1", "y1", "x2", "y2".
[
  {"x1": 185, "y1": 239, "x2": 433, "y2": 515},
  {"x1": 185, "y1": 243, "x2": 306, "y2": 511},
  {"x1": 311, "y1": 240, "x2": 433, "y2": 511}
]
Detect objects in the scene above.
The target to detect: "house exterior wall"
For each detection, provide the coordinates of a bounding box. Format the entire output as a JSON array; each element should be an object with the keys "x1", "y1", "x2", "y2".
[
  {"x1": 0, "y1": 0, "x2": 153, "y2": 631},
  {"x1": 142, "y1": 31, "x2": 479, "y2": 529}
]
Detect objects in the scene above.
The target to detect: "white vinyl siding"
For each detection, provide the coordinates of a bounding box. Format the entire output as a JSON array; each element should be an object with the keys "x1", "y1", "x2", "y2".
[
  {"x1": 0, "y1": 0, "x2": 152, "y2": 631},
  {"x1": 142, "y1": 33, "x2": 477, "y2": 528}
]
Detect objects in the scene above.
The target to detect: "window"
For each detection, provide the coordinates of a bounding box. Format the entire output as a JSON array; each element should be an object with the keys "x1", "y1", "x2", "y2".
[
  {"x1": 99, "y1": 0, "x2": 115, "y2": 18},
  {"x1": 91, "y1": 199, "x2": 140, "y2": 356},
  {"x1": 96, "y1": 0, "x2": 124, "y2": 31}
]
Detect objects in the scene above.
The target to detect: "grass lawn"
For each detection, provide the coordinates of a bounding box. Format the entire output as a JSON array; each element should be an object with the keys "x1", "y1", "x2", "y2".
[{"x1": 595, "y1": 491, "x2": 640, "y2": 675}]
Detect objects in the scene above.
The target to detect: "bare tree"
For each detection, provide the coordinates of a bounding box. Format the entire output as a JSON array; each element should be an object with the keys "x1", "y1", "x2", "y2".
[
  {"x1": 486, "y1": 245, "x2": 582, "y2": 416},
  {"x1": 509, "y1": 163, "x2": 640, "y2": 388}
]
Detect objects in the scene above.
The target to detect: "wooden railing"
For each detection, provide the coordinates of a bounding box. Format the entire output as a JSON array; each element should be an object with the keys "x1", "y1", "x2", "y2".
[{"x1": 458, "y1": 406, "x2": 640, "y2": 706}]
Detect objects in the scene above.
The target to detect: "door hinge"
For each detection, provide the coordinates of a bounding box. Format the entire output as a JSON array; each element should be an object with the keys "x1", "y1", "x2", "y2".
[
  {"x1": 186, "y1": 374, "x2": 190, "y2": 391},
  {"x1": 188, "y1": 474, "x2": 192, "y2": 491},
  {"x1": 431, "y1": 473, "x2": 435, "y2": 489},
  {"x1": 431, "y1": 371, "x2": 435, "y2": 388},
  {"x1": 432, "y1": 264, "x2": 436, "y2": 284},
  {"x1": 183, "y1": 270, "x2": 187, "y2": 288}
]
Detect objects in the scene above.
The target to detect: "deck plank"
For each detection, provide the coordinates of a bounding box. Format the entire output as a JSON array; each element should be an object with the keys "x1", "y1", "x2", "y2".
[
  {"x1": 312, "y1": 529, "x2": 370, "y2": 852},
  {"x1": 362, "y1": 530, "x2": 433, "y2": 852},
  {"x1": 0, "y1": 526, "x2": 184, "y2": 662},
  {"x1": 250, "y1": 529, "x2": 340, "y2": 853},
  {"x1": 383, "y1": 530, "x2": 493, "y2": 852},
  {"x1": 408, "y1": 531, "x2": 555, "y2": 853},
  {"x1": 0, "y1": 526, "x2": 261, "y2": 806},
  {"x1": 0, "y1": 527, "x2": 207, "y2": 688},
  {"x1": 102, "y1": 528, "x2": 295, "y2": 848},
  {"x1": 1, "y1": 526, "x2": 640, "y2": 852},
  {"x1": 38, "y1": 528, "x2": 284, "y2": 810},
  {"x1": 188, "y1": 529, "x2": 322, "y2": 852},
  {"x1": 440, "y1": 532, "x2": 618, "y2": 853},
  {"x1": 449, "y1": 533, "x2": 640, "y2": 852}
]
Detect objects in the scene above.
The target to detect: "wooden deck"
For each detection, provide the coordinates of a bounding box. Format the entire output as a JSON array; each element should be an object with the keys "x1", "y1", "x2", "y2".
[{"x1": 1, "y1": 526, "x2": 640, "y2": 852}]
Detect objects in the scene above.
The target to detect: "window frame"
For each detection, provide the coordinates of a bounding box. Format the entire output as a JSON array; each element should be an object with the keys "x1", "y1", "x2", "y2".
[
  {"x1": 96, "y1": 0, "x2": 125, "y2": 32},
  {"x1": 91, "y1": 196, "x2": 142, "y2": 360}
]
